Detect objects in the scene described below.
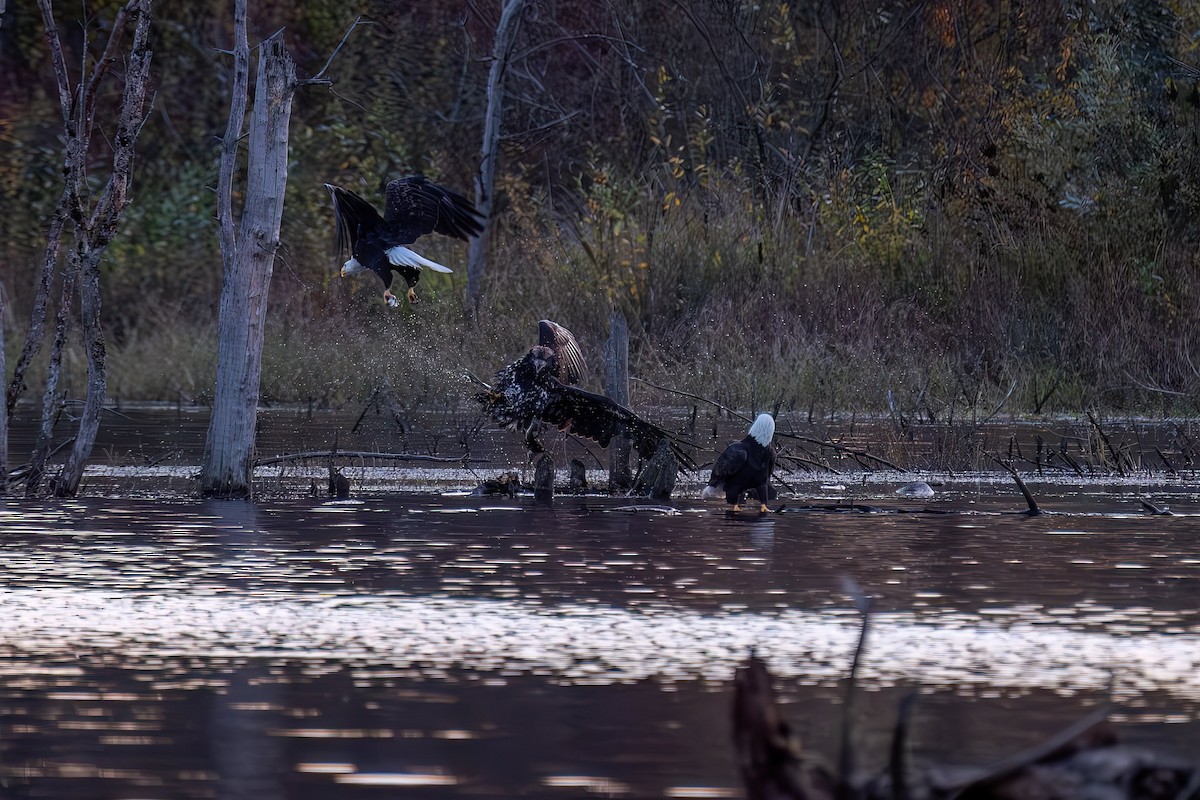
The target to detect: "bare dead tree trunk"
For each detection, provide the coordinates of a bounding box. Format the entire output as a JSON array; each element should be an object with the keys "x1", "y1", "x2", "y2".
[
  {"x1": 26, "y1": 273, "x2": 74, "y2": 495},
  {"x1": 26, "y1": 0, "x2": 154, "y2": 498},
  {"x1": 5, "y1": 203, "x2": 67, "y2": 419},
  {"x1": 0, "y1": 283, "x2": 7, "y2": 495},
  {"x1": 606, "y1": 309, "x2": 631, "y2": 490},
  {"x1": 465, "y1": 0, "x2": 526, "y2": 317},
  {"x1": 200, "y1": 22, "x2": 295, "y2": 499}
]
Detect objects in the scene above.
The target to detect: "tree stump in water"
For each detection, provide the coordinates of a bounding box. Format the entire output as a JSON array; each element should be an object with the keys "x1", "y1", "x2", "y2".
[
  {"x1": 328, "y1": 469, "x2": 350, "y2": 499},
  {"x1": 534, "y1": 454, "x2": 555, "y2": 505},
  {"x1": 637, "y1": 439, "x2": 678, "y2": 500},
  {"x1": 569, "y1": 459, "x2": 588, "y2": 492}
]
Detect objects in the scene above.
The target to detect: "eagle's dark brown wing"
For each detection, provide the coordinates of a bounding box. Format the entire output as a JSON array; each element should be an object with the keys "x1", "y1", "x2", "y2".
[
  {"x1": 540, "y1": 383, "x2": 696, "y2": 471},
  {"x1": 324, "y1": 183, "x2": 382, "y2": 256},
  {"x1": 538, "y1": 319, "x2": 586, "y2": 385},
  {"x1": 384, "y1": 175, "x2": 484, "y2": 243},
  {"x1": 710, "y1": 440, "x2": 750, "y2": 484}
]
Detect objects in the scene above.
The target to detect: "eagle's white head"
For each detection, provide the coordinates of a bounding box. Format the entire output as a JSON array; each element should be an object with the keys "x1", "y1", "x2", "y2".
[
  {"x1": 340, "y1": 257, "x2": 366, "y2": 277},
  {"x1": 748, "y1": 413, "x2": 775, "y2": 446}
]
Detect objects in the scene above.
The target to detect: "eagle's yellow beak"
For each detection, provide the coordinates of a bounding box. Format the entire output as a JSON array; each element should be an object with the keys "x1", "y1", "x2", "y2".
[{"x1": 339, "y1": 266, "x2": 347, "y2": 278}]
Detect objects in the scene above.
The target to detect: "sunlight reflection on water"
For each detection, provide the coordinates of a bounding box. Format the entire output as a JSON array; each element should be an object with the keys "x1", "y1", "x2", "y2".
[{"x1": 0, "y1": 588, "x2": 1196, "y2": 703}]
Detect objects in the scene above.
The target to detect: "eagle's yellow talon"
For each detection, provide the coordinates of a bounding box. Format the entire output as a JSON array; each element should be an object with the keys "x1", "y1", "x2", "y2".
[
  {"x1": 407, "y1": 287, "x2": 417, "y2": 304},
  {"x1": 731, "y1": 504, "x2": 742, "y2": 513},
  {"x1": 759, "y1": 503, "x2": 770, "y2": 513},
  {"x1": 383, "y1": 290, "x2": 398, "y2": 307}
]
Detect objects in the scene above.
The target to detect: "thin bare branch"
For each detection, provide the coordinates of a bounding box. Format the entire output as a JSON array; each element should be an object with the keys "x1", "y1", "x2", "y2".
[
  {"x1": 35, "y1": 0, "x2": 74, "y2": 119},
  {"x1": 255, "y1": 451, "x2": 488, "y2": 467},
  {"x1": 300, "y1": 15, "x2": 370, "y2": 85},
  {"x1": 217, "y1": 0, "x2": 250, "y2": 268}
]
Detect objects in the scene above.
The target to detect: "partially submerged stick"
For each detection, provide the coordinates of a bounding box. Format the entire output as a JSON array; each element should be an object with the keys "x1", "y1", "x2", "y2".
[{"x1": 991, "y1": 456, "x2": 1042, "y2": 515}]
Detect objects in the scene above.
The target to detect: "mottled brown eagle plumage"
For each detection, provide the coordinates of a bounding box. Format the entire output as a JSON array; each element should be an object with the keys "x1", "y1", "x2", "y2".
[{"x1": 476, "y1": 320, "x2": 695, "y2": 470}]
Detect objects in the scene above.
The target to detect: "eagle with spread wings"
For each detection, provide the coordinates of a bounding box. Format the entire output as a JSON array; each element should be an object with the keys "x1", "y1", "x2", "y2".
[
  {"x1": 325, "y1": 175, "x2": 484, "y2": 306},
  {"x1": 475, "y1": 320, "x2": 696, "y2": 470}
]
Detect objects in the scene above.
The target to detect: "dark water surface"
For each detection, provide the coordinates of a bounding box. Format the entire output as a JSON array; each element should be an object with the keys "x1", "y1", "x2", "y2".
[
  {"x1": 1, "y1": 408, "x2": 1199, "y2": 798},
  {"x1": 1, "y1": 493, "x2": 1198, "y2": 799}
]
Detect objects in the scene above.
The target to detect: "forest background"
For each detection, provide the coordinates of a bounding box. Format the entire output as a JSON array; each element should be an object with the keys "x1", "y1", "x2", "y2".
[{"x1": 1, "y1": 0, "x2": 1199, "y2": 422}]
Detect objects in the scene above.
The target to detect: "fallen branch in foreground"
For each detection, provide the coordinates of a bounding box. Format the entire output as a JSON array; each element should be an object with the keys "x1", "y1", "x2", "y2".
[
  {"x1": 255, "y1": 451, "x2": 489, "y2": 467},
  {"x1": 733, "y1": 598, "x2": 1197, "y2": 800}
]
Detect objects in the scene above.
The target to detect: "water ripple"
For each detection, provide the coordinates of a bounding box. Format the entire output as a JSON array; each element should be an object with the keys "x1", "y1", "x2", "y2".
[{"x1": 1, "y1": 588, "x2": 1196, "y2": 706}]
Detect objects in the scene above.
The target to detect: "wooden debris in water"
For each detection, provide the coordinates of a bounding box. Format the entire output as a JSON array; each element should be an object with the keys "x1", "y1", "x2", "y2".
[
  {"x1": 474, "y1": 471, "x2": 521, "y2": 497},
  {"x1": 733, "y1": 652, "x2": 833, "y2": 800},
  {"x1": 569, "y1": 459, "x2": 588, "y2": 491},
  {"x1": 732, "y1": 609, "x2": 1199, "y2": 800},
  {"x1": 993, "y1": 457, "x2": 1041, "y2": 516},
  {"x1": 636, "y1": 438, "x2": 679, "y2": 500},
  {"x1": 534, "y1": 454, "x2": 555, "y2": 505}
]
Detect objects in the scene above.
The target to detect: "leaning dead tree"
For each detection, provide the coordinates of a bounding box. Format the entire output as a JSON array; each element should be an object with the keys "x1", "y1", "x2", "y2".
[{"x1": 13, "y1": 0, "x2": 154, "y2": 497}]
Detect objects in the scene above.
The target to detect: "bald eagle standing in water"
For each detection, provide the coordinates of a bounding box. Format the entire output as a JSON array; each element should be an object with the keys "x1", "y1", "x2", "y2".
[
  {"x1": 325, "y1": 176, "x2": 484, "y2": 306},
  {"x1": 475, "y1": 320, "x2": 695, "y2": 470},
  {"x1": 701, "y1": 413, "x2": 776, "y2": 512}
]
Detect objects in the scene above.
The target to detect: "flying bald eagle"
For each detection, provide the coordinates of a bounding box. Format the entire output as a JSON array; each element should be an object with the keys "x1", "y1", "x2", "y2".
[
  {"x1": 325, "y1": 175, "x2": 484, "y2": 306},
  {"x1": 701, "y1": 413, "x2": 776, "y2": 512},
  {"x1": 475, "y1": 320, "x2": 695, "y2": 470}
]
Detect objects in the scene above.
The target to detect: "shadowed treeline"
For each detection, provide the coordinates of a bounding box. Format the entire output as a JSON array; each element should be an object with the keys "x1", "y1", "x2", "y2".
[{"x1": 2, "y1": 0, "x2": 1199, "y2": 418}]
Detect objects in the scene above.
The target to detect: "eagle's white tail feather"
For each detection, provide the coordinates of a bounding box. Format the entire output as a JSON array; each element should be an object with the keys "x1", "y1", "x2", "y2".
[
  {"x1": 386, "y1": 245, "x2": 454, "y2": 273},
  {"x1": 701, "y1": 484, "x2": 723, "y2": 500}
]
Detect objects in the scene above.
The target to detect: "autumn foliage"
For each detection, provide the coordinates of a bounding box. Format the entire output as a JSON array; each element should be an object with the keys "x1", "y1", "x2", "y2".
[{"x1": 1, "y1": 0, "x2": 1198, "y2": 415}]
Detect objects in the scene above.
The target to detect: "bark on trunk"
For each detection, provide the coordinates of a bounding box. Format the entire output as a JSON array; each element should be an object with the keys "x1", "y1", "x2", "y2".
[
  {"x1": 24, "y1": 0, "x2": 154, "y2": 498},
  {"x1": 605, "y1": 310, "x2": 632, "y2": 490},
  {"x1": 465, "y1": 0, "x2": 525, "y2": 317},
  {"x1": 0, "y1": 284, "x2": 7, "y2": 495},
  {"x1": 6, "y1": 206, "x2": 67, "y2": 418},
  {"x1": 200, "y1": 30, "x2": 295, "y2": 498},
  {"x1": 26, "y1": 273, "x2": 74, "y2": 496},
  {"x1": 53, "y1": 0, "x2": 153, "y2": 497},
  {"x1": 52, "y1": 247, "x2": 106, "y2": 496}
]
